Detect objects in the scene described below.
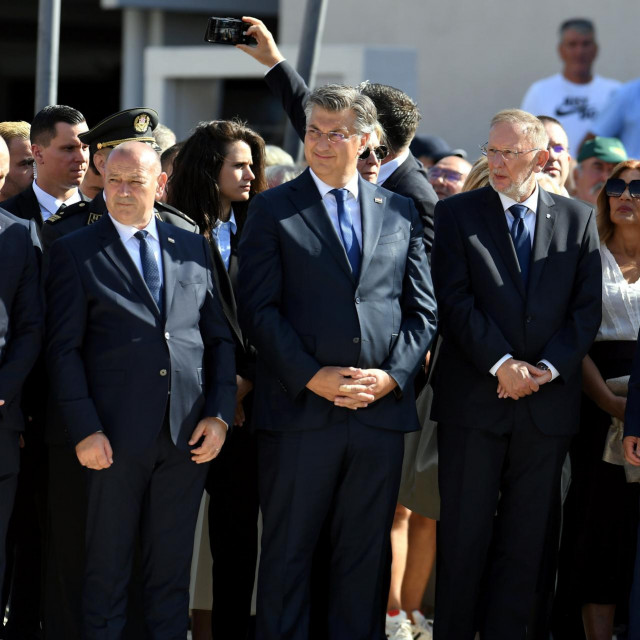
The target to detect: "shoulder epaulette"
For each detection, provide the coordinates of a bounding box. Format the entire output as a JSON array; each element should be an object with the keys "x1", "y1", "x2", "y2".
[{"x1": 155, "y1": 201, "x2": 197, "y2": 226}]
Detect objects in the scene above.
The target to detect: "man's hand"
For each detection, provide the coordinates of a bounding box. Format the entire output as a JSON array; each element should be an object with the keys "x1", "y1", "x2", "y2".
[
  {"x1": 76, "y1": 432, "x2": 113, "y2": 470},
  {"x1": 336, "y1": 367, "x2": 398, "y2": 407},
  {"x1": 306, "y1": 366, "x2": 375, "y2": 409},
  {"x1": 624, "y1": 436, "x2": 640, "y2": 466},
  {"x1": 496, "y1": 358, "x2": 548, "y2": 400},
  {"x1": 234, "y1": 375, "x2": 253, "y2": 426},
  {"x1": 237, "y1": 17, "x2": 285, "y2": 67},
  {"x1": 189, "y1": 417, "x2": 227, "y2": 464}
]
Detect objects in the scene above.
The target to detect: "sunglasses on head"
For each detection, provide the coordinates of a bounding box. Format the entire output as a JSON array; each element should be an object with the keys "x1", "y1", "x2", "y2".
[
  {"x1": 359, "y1": 145, "x2": 388, "y2": 161},
  {"x1": 605, "y1": 178, "x2": 640, "y2": 199}
]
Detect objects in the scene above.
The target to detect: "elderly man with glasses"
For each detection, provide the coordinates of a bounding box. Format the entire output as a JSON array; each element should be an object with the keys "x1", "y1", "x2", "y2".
[
  {"x1": 427, "y1": 155, "x2": 472, "y2": 199},
  {"x1": 430, "y1": 108, "x2": 602, "y2": 640}
]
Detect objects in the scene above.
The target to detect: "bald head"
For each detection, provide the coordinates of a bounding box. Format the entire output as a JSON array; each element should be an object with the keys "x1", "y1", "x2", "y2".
[
  {"x1": 104, "y1": 141, "x2": 166, "y2": 228},
  {"x1": 0, "y1": 137, "x2": 9, "y2": 194}
]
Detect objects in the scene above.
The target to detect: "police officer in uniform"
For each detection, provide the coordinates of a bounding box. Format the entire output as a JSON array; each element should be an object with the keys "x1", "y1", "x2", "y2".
[
  {"x1": 42, "y1": 108, "x2": 197, "y2": 254},
  {"x1": 41, "y1": 109, "x2": 196, "y2": 639}
]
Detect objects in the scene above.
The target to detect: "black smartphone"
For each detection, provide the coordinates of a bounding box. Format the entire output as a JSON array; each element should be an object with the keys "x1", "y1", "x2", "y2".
[{"x1": 204, "y1": 17, "x2": 256, "y2": 46}]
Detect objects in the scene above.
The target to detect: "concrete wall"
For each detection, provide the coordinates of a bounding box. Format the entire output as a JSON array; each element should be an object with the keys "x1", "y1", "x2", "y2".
[{"x1": 279, "y1": 0, "x2": 640, "y2": 161}]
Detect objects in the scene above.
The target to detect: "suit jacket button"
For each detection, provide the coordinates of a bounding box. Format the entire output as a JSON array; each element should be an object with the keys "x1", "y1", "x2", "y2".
[
  {"x1": 355, "y1": 297, "x2": 361, "y2": 304},
  {"x1": 164, "y1": 331, "x2": 170, "y2": 339},
  {"x1": 353, "y1": 337, "x2": 360, "y2": 343},
  {"x1": 525, "y1": 315, "x2": 532, "y2": 323},
  {"x1": 159, "y1": 369, "x2": 167, "y2": 376}
]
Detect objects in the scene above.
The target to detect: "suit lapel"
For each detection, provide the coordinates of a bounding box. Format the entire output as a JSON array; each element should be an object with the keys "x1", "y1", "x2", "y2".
[
  {"x1": 527, "y1": 188, "x2": 557, "y2": 296},
  {"x1": 482, "y1": 187, "x2": 526, "y2": 299},
  {"x1": 359, "y1": 179, "x2": 385, "y2": 279},
  {"x1": 288, "y1": 170, "x2": 354, "y2": 280},
  {"x1": 24, "y1": 189, "x2": 44, "y2": 228},
  {"x1": 157, "y1": 221, "x2": 177, "y2": 317},
  {"x1": 97, "y1": 215, "x2": 161, "y2": 318}
]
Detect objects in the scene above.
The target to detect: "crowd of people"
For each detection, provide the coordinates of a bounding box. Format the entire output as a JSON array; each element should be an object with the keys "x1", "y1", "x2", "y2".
[{"x1": 2, "y1": 12, "x2": 640, "y2": 640}]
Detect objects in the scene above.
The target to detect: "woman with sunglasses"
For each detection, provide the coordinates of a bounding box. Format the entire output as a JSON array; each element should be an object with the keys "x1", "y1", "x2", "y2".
[
  {"x1": 554, "y1": 160, "x2": 640, "y2": 640},
  {"x1": 357, "y1": 123, "x2": 388, "y2": 183},
  {"x1": 167, "y1": 119, "x2": 267, "y2": 640}
]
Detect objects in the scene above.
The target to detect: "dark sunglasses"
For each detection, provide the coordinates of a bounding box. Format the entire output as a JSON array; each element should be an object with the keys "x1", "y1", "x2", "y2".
[
  {"x1": 359, "y1": 145, "x2": 388, "y2": 161},
  {"x1": 605, "y1": 178, "x2": 640, "y2": 199}
]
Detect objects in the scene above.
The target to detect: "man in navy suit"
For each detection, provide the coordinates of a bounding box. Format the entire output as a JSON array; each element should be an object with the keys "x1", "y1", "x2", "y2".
[
  {"x1": 238, "y1": 84, "x2": 437, "y2": 640},
  {"x1": 46, "y1": 141, "x2": 236, "y2": 637},
  {"x1": 0, "y1": 202, "x2": 43, "y2": 614},
  {"x1": 431, "y1": 109, "x2": 602, "y2": 639}
]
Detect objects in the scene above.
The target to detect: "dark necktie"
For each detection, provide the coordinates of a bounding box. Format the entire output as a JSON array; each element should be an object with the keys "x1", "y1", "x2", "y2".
[
  {"x1": 55, "y1": 202, "x2": 67, "y2": 215},
  {"x1": 330, "y1": 188, "x2": 361, "y2": 279},
  {"x1": 134, "y1": 230, "x2": 163, "y2": 313},
  {"x1": 509, "y1": 204, "x2": 531, "y2": 285}
]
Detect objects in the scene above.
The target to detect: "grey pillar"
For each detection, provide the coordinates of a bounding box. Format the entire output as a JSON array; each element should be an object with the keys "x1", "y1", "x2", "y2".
[
  {"x1": 121, "y1": 8, "x2": 146, "y2": 109},
  {"x1": 35, "y1": 0, "x2": 62, "y2": 112},
  {"x1": 283, "y1": 0, "x2": 329, "y2": 160}
]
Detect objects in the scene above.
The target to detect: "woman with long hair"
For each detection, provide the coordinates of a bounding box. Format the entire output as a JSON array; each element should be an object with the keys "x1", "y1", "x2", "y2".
[{"x1": 168, "y1": 119, "x2": 266, "y2": 640}]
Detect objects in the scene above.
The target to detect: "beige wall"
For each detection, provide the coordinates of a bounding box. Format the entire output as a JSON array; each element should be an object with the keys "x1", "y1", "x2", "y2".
[{"x1": 279, "y1": 0, "x2": 639, "y2": 161}]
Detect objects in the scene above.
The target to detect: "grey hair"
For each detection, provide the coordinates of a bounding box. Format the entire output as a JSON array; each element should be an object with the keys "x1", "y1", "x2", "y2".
[
  {"x1": 304, "y1": 84, "x2": 377, "y2": 136},
  {"x1": 559, "y1": 18, "x2": 594, "y2": 38},
  {"x1": 490, "y1": 109, "x2": 549, "y2": 150}
]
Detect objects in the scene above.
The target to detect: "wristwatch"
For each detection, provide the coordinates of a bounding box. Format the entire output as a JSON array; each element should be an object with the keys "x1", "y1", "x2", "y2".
[{"x1": 536, "y1": 362, "x2": 550, "y2": 372}]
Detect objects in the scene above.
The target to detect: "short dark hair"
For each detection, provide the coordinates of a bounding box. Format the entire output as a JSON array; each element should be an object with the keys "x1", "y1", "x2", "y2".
[
  {"x1": 559, "y1": 18, "x2": 594, "y2": 38},
  {"x1": 160, "y1": 142, "x2": 183, "y2": 174},
  {"x1": 357, "y1": 82, "x2": 421, "y2": 154},
  {"x1": 30, "y1": 105, "x2": 86, "y2": 147},
  {"x1": 537, "y1": 115, "x2": 563, "y2": 129},
  {"x1": 167, "y1": 119, "x2": 266, "y2": 236}
]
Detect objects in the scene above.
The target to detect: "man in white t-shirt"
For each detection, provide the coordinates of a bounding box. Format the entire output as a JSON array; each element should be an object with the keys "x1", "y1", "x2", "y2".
[{"x1": 521, "y1": 18, "x2": 620, "y2": 156}]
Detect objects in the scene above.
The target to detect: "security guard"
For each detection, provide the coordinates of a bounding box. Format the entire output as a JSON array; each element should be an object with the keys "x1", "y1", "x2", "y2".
[{"x1": 42, "y1": 108, "x2": 197, "y2": 253}]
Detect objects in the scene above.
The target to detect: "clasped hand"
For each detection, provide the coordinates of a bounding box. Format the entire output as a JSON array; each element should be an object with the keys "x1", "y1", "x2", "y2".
[
  {"x1": 496, "y1": 358, "x2": 552, "y2": 400},
  {"x1": 306, "y1": 366, "x2": 397, "y2": 410}
]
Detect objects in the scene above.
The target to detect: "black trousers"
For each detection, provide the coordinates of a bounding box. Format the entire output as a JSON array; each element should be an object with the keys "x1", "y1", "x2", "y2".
[
  {"x1": 0, "y1": 430, "x2": 20, "y2": 611},
  {"x1": 434, "y1": 411, "x2": 570, "y2": 640},
  {"x1": 256, "y1": 418, "x2": 405, "y2": 640},
  {"x1": 206, "y1": 424, "x2": 259, "y2": 640},
  {"x1": 82, "y1": 424, "x2": 208, "y2": 639}
]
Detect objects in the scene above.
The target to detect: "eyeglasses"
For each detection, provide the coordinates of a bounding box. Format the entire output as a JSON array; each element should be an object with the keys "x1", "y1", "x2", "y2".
[
  {"x1": 359, "y1": 145, "x2": 388, "y2": 161},
  {"x1": 548, "y1": 143, "x2": 567, "y2": 154},
  {"x1": 605, "y1": 178, "x2": 640, "y2": 199},
  {"x1": 306, "y1": 126, "x2": 356, "y2": 143},
  {"x1": 480, "y1": 143, "x2": 541, "y2": 162},
  {"x1": 427, "y1": 167, "x2": 464, "y2": 183}
]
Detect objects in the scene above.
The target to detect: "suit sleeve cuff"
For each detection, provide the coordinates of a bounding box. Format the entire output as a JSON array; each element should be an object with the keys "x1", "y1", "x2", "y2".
[
  {"x1": 265, "y1": 59, "x2": 285, "y2": 76},
  {"x1": 490, "y1": 354, "x2": 512, "y2": 376},
  {"x1": 539, "y1": 359, "x2": 560, "y2": 381}
]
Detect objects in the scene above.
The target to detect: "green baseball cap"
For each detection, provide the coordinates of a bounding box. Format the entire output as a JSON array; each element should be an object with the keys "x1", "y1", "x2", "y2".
[{"x1": 577, "y1": 137, "x2": 628, "y2": 164}]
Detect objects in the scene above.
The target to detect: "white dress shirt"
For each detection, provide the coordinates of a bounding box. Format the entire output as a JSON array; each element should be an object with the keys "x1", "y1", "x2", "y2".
[
  {"x1": 309, "y1": 169, "x2": 363, "y2": 249},
  {"x1": 108, "y1": 213, "x2": 164, "y2": 287},
  {"x1": 32, "y1": 181, "x2": 82, "y2": 221},
  {"x1": 377, "y1": 149, "x2": 410, "y2": 186},
  {"x1": 490, "y1": 183, "x2": 559, "y2": 380}
]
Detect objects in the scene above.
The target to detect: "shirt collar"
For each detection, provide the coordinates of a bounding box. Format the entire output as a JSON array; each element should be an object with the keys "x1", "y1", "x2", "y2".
[
  {"x1": 309, "y1": 168, "x2": 360, "y2": 201},
  {"x1": 214, "y1": 209, "x2": 237, "y2": 235},
  {"x1": 108, "y1": 212, "x2": 160, "y2": 244},
  {"x1": 377, "y1": 148, "x2": 410, "y2": 185},
  {"x1": 32, "y1": 180, "x2": 81, "y2": 215},
  {"x1": 498, "y1": 181, "x2": 539, "y2": 215}
]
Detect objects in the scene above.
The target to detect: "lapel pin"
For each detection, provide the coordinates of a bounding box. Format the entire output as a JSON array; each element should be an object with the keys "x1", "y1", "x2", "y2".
[
  {"x1": 374, "y1": 197, "x2": 383, "y2": 204},
  {"x1": 167, "y1": 237, "x2": 175, "y2": 243},
  {"x1": 546, "y1": 213, "x2": 551, "y2": 219}
]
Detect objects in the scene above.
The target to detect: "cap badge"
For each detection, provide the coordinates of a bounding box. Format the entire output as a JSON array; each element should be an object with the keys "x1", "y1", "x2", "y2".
[{"x1": 133, "y1": 113, "x2": 151, "y2": 133}]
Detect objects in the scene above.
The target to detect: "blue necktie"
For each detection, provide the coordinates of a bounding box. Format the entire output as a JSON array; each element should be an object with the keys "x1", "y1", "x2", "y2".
[
  {"x1": 330, "y1": 188, "x2": 361, "y2": 279},
  {"x1": 509, "y1": 204, "x2": 531, "y2": 285},
  {"x1": 134, "y1": 230, "x2": 163, "y2": 313}
]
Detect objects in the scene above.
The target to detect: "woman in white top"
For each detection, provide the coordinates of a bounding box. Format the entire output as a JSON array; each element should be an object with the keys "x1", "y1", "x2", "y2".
[{"x1": 554, "y1": 160, "x2": 640, "y2": 640}]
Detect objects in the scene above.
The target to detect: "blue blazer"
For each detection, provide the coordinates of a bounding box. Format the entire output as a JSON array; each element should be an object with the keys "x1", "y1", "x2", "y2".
[
  {"x1": 0, "y1": 209, "x2": 43, "y2": 431},
  {"x1": 237, "y1": 169, "x2": 437, "y2": 433},
  {"x1": 45, "y1": 214, "x2": 236, "y2": 453}
]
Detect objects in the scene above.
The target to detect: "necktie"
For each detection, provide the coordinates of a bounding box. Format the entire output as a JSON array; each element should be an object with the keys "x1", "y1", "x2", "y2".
[
  {"x1": 509, "y1": 204, "x2": 531, "y2": 285},
  {"x1": 134, "y1": 230, "x2": 163, "y2": 313},
  {"x1": 330, "y1": 188, "x2": 361, "y2": 279},
  {"x1": 55, "y1": 203, "x2": 67, "y2": 215}
]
